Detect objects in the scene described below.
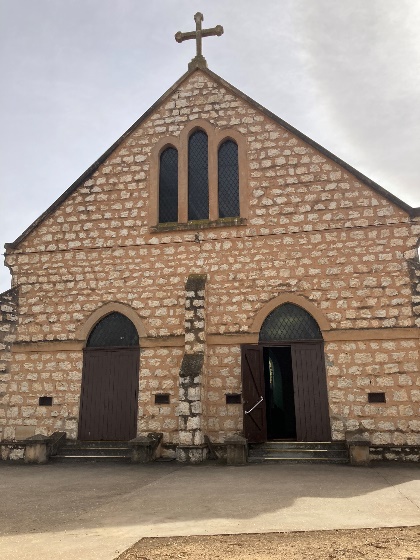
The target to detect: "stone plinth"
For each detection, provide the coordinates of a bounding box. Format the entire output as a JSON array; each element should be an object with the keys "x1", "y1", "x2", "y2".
[
  {"x1": 176, "y1": 444, "x2": 207, "y2": 464},
  {"x1": 24, "y1": 434, "x2": 49, "y2": 464},
  {"x1": 129, "y1": 433, "x2": 162, "y2": 463},
  {"x1": 346, "y1": 432, "x2": 371, "y2": 467},
  {"x1": 225, "y1": 434, "x2": 248, "y2": 465}
]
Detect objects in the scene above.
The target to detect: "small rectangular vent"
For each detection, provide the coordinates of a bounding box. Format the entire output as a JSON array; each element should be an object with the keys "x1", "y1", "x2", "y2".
[
  {"x1": 226, "y1": 393, "x2": 242, "y2": 404},
  {"x1": 155, "y1": 393, "x2": 170, "y2": 405},
  {"x1": 39, "y1": 396, "x2": 53, "y2": 406},
  {"x1": 368, "y1": 392, "x2": 386, "y2": 403}
]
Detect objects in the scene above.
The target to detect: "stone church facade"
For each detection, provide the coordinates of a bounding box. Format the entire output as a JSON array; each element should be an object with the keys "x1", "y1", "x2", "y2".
[{"x1": 1, "y1": 62, "x2": 419, "y2": 462}]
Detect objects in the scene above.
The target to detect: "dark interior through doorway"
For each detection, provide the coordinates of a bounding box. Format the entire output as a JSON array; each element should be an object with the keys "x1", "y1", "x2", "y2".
[{"x1": 263, "y1": 346, "x2": 297, "y2": 440}]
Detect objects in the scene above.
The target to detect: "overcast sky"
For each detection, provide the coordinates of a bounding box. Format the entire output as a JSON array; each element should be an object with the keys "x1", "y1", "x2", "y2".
[{"x1": 1, "y1": 0, "x2": 419, "y2": 292}]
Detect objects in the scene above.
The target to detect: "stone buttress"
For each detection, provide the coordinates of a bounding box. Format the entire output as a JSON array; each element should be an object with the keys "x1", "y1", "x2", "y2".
[{"x1": 176, "y1": 274, "x2": 207, "y2": 463}]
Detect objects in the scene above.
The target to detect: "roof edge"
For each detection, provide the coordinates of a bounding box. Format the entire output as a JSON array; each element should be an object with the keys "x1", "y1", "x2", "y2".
[
  {"x1": 6, "y1": 65, "x2": 417, "y2": 250},
  {"x1": 6, "y1": 67, "x2": 195, "y2": 250},
  {"x1": 202, "y1": 67, "x2": 416, "y2": 217}
]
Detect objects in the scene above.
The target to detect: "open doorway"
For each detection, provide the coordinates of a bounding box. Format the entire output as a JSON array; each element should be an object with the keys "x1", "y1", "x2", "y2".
[
  {"x1": 242, "y1": 302, "x2": 331, "y2": 443},
  {"x1": 263, "y1": 346, "x2": 297, "y2": 440}
]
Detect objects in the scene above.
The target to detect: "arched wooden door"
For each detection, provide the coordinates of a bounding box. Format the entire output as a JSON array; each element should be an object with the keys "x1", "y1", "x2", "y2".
[
  {"x1": 243, "y1": 303, "x2": 331, "y2": 443},
  {"x1": 78, "y1": 312, "x2": 140, "y2": 441}
]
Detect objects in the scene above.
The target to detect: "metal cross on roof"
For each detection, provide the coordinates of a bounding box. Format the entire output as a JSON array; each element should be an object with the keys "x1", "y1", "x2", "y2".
[{"x1": 175, "y1": 12, "x2": 224, "y2": 70}]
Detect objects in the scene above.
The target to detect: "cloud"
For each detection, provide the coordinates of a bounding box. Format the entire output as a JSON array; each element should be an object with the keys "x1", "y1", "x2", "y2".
[{"x1": 0, "y1": 1, "x2": 419, "y2": 291}]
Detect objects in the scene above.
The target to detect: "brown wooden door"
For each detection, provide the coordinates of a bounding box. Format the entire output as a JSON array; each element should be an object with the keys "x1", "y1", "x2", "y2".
[
  {"x1": 242, "y1": 345, "x2": 266, "y2": 443},
  {"x1": 78, "y1": 347, "x2": 139, "y2": 441},
  {"x1": 291, "y1": 343, "x2": 331, "y2": 442}
]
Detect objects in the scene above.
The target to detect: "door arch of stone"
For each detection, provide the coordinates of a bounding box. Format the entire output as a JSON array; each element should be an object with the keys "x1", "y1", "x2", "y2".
[
  {"x1": 78, "y1": 312, "x2": 140, "y2": 441},
  {"x1": 242, "y1": 303, "x2": 331, "y2": 443}
]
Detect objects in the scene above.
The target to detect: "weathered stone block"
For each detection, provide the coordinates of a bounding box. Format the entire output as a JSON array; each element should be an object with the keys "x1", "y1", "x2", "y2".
[
  {"x1": 24, "y1": 435, "x2": 49, "y2": 464},
  {"x1": 225, "y1": 434, "x2": 247, "y2": 465}
]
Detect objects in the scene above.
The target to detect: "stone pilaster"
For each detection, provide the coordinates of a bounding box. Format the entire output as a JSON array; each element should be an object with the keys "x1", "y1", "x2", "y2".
[{"x1": 176, "y1": 274, "x2": 207, "y2": 463}]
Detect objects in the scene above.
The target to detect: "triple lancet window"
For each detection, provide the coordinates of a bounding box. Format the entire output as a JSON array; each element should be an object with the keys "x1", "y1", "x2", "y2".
[{"x1": 158, "y1": 127, "x2": 240, "y2": 224}]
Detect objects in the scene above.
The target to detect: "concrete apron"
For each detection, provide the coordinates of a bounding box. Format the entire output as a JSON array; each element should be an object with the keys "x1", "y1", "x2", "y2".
[{"x1": 0, "y1": 462, "x2": 419, "y2": 560}]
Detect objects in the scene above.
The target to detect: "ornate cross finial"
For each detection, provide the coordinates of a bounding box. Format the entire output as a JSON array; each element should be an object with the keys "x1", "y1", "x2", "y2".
[{"x1": 175, "y1": 12, "x2": 224, "y2": 70}]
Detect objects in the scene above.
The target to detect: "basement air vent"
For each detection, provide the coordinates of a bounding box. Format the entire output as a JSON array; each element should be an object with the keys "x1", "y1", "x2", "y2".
[
  {"x1": 226, "y1": 393, "x2": 242, "y2": 404},
  {"x1": 155, "y1": 394, "x2": 170, "y2": 405},
  {"x1": 368, "y1": 392, "x2": 386, "y2": 403}
]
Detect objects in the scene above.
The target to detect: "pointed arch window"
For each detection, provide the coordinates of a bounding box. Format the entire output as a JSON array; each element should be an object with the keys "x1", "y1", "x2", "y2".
[
  {"x1": 159, "y1": 147, "x2": 178, "y2": 223},
  {"x1": 218, "y1": 139, "x2": 239, "y2": 218},
  {"x1": 188, "y1": 130, "x2": 209, "y2": 220}
]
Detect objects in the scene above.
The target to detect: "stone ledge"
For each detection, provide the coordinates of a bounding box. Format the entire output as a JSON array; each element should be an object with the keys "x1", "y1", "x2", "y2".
[{"x1": 150, "y1": 217, "x2": 246, "y2": 233}]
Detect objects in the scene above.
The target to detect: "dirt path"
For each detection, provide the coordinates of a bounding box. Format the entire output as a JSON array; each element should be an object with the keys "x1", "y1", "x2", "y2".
[{"x1": 117, "y1": 526, "x2": 420, "y2": 560}]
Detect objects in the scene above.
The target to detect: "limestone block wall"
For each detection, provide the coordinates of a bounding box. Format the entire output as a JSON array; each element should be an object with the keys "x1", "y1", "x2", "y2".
[
  {"x1": 3, "y1": 345, "x2": 183, "y2": 444},
  {"x1": 5, "y1": 225, "x2": 417, "y2": 345},
  {"x1": 5, "y1": 70, "x2": 418, "y2": 344},
  {"x1": 204, "y1": 344, "x2": 242, "y2": 443},
  {"x1": 137, "y1": 346, "x2": 182, "y2": 448},
  {"x1": 3, "y1": 349, "x2": 81, "y2": 440},
  {"x1": 2, "y1": 69, "x2": 419, "y2": 446},
  {"x1": 326, "y1": 338, "x2": 419, "y2": 445},
  {"x1": 5, "y1": 333, "x2": 417, "y2": 446},
  {"x1": 203, "y1": 227, "x2": 417, "y2": 333},
  {"x1": 202, "y1": 337, "x2": 420, "y2": 446}
]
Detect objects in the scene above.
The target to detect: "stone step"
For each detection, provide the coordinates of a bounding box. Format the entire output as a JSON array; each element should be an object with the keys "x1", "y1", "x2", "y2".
[
  {"x1": 51, "y1": 454, "x2": 131, "y2": 463},
  {"x1": 250, "y1": 441, "x2": 347, "y2": 451},
  {"x1": 55, "y1": 446, "x2": 131, "y2": 457},
  {"x1": 249, "y1": 449, "x2": 348, "y2": 459},
  {"x1": 248, "y1": 441, "x2": 349, "y2": 464},
  {"x1": 50, "y1": 440, "x2": 132, "y2": 462},
  {"x1": 248, "y1": 456, "x2": 349, "y2": 464},
  {"x1": 62, "y1": 440, "x2": 130, "y2": 449}
]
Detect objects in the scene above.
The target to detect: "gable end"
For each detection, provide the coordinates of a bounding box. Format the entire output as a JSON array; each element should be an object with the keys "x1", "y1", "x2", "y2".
[{"x1": 5, "y1": 65, "x2": 418, "y2": 251}]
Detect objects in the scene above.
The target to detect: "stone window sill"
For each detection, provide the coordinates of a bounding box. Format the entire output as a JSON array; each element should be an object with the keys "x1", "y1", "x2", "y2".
[{"x1": 150, "y1": 217, "x2": 247, "y2": 233}]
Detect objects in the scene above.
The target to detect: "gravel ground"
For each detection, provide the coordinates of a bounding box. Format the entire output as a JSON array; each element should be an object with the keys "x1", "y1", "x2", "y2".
[{"x1": 117, "y1": 526, "x2": 420, "y2": 560}]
